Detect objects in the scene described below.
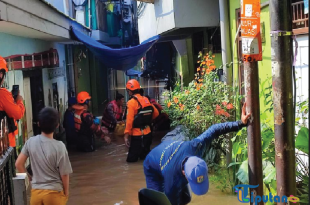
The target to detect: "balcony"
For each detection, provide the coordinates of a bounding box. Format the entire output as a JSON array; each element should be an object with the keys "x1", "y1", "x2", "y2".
[{"x1": 292, "y1": 1, "x2": 309, "y2": 35}]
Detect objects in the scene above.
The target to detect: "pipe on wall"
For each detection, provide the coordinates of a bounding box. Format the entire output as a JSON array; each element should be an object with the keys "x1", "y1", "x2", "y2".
[{"x1": 219, "y1": 0, "x2": 233, "y2": 85}]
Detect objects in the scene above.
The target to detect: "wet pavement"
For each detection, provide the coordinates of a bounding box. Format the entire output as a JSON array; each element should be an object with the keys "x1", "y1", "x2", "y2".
[{"x1": 67, "y1": 132, "x2": 240, "y2": 205}]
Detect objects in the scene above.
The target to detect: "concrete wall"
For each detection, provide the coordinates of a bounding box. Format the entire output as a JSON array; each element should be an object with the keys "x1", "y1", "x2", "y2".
[
  {"x1": 154, "y1": 0, "x2": 175, "y2": 34},
  {"x1": 174, "y1": 0, "x2": 219, "y2": 28},
  {"x1": 173, "y1": 38, "x2": 195, "y2": 86},
  {"x1": 153, "y1": 0, "x2": 220, "y2": 34},
  {"x1": 0, "y1": 0, "x2": 88, "y2": 40},
  {"x1": 137, "y1": 3, "x2": 157, "y2": 43},
  {"x1": 138, "y1": 0, "x2": 220, "y2": 38}
]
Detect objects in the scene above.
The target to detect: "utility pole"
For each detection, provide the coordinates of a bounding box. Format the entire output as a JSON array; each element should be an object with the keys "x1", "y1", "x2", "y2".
[
  {"x1": 270, "y1": 0, "x2": 296, "y2": 203},
  {"x1": 241, "y1": 1, "x2": 264, "y2": 204},
  {"x1": 244, "y1": 62, "x2": 264, "y2": 205},
  {"x1": 219, "y1": 0, "x2": 233, "y2": 167}
]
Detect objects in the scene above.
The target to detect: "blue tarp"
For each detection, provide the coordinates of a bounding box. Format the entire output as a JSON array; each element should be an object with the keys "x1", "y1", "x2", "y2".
[
  {"x1": 71, "y1": 27, "x2": 159, "y2": 71},
  {"x1": 125, "y1": 69, "x2": 142, "y2": 77}
]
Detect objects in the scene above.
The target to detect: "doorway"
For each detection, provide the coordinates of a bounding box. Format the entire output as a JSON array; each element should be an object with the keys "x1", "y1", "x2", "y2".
[{"x1": 23, "y1": 69, "x2": 45, "y2": 136}]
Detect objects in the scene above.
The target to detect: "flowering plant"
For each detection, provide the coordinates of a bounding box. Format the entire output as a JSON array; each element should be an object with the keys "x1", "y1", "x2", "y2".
[{"x1": 163, "y1": 51, "x2": 239, "y2": 139}]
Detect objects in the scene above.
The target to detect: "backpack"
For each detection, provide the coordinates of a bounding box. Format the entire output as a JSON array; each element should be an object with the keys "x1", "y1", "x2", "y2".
[{"x1": 132, "y1": 96, "x2": 154, "y2": 129}]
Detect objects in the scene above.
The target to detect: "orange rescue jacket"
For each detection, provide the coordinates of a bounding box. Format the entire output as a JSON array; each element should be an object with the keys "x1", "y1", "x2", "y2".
[
  {"x1": 0, "y1": 88, "x2": 25, "y2": 147},
  {"x1": 124, "y1": 94, "x2": 159, "y2": 136},
  {"x1": 73, "y1": 104, "x2": 101, "y2": 137},
  {"x1": 8, "y1": 120, "x2": 18, "y2": 147}
]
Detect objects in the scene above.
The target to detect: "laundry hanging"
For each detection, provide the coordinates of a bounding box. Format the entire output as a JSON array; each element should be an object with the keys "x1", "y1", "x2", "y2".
[{"x1": 70, "y1": 27, "x2": 159, "y2": 71}]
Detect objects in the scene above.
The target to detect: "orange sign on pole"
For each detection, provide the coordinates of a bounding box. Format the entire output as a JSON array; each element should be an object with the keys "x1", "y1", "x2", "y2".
[{"x1": 241, "y1": 0, "x2": 262, "y2": 62}]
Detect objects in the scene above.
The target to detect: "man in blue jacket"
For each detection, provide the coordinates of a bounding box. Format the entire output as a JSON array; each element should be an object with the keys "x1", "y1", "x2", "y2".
[{"x1": 143, "y1": 103, "x2": 251, "y2": 205}]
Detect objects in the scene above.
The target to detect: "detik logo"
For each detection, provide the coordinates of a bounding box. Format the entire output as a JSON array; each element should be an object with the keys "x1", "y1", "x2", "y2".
[{"x1": 233, "y1": 184, "x2": 300, "y2": 205}]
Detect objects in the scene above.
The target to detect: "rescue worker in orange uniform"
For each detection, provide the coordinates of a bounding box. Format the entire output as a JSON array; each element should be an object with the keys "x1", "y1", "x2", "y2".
[
  {"x1": 73, "y1": 91, "x2": 111, "y2": 152},
  {"x1": 124, "y1": 79, "x2": 159, "y2": 162},
  {"x1": 0, "y1": 56, "x2": 25, "y2": 158}
]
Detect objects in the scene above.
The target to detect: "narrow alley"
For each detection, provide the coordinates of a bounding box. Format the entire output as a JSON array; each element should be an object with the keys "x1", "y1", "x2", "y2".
[{"x1": 67, "y1": 133, "x2": 239, "y2": 205}]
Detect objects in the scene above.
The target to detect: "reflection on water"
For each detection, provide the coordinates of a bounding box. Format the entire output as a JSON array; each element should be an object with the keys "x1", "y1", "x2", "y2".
[{"x1": 67, "y1": 133, "x2": 240, "y2": 205}]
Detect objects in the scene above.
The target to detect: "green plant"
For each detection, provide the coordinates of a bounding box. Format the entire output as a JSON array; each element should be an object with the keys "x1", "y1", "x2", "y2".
[
  {"x1": 209, "y1": 167, "x2": 234, "y2": 193},
  {"x1": 295, "y1": 126, "x2": 309, "y2": 205},
  {"x1": 229, "y1": 85, "x2": 309, "y2": 203},
  {"x1": 296, "y1": 98, "x2": 308, "y2": 128},
  {"x1": 228, "y1": 77, "x2": 277, "y2": 196},
  {"x1": 163, "y1": 51, "x2": 237, "y2": 137},
  {"x1": 163, "y1": 51, "x2": 240, "y2": 164}
]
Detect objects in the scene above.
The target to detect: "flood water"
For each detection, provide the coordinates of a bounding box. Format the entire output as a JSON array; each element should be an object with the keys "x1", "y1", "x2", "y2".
[{"x1": 67, "y1": 132, "x2": 240, "y2": 205}]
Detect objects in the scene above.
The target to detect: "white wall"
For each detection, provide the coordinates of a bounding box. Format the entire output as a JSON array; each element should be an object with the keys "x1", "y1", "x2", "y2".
[
  {"x1": 293, "y1": 35, "x2": 309, "y2": 181},
  {"x1": 154, "y1": 0, "x2": 175, "y2": 34},
  {"x1": 138, "y1": 0, "x2": 220, "y2": 41},
  {"x1": 174, "y1": 0, "x2": 219, "y2": 28},
  {"x1": 42, "y1": 68, "x2": 68, "y2": 124},
  {"x1": 294, "y1": 34, "x2": 309, "y2": 127},
  {"x1": 138, "y1": 3, "x2": 157, "y2": 43}
]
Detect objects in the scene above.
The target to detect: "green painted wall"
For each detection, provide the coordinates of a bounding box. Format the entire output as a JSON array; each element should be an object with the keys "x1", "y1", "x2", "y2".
[
  {"x1": 74, "y1": 47, "x2": 108, "y2": 116},
  {"x1": 177, "y1": 53, "x2": 189, "y2": 85},
  {"x1": 73, "y1": 45, "x2": 92, "y2": 112},
  {"x1": 186, "y1": 39, "x2": 195, "y2": 85},
  {"x1": 175, "y1": 38, "x2": 196, "y2": 86},
  {"x1": 229, "y1": 0, "x2": 273, "y2": 123},
  {"x1": 89, "y1": 52, "x2": 99, "y2": 115},
  {"x1": 213, "y1": 53, "x2": 223, "y2": 68},
  {"x1": 93, "y1": 59, "x2": 108, "y2": 116}
]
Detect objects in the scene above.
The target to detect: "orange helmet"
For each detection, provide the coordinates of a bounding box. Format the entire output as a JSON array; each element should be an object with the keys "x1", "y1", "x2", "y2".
[
  {"x1": 0, "y1": 56, "x2": 8, "y2": 73},
  {"x1": 77, "y1": 91, "x2": 91, "y2": 104},
  {"x1": 126, "y1": 79, "x2": 140, "y2": 91}
]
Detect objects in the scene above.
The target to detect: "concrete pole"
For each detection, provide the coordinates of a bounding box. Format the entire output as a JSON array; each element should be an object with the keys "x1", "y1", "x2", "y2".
[
  {"x1": 219, "y1": 0, "x2": 233, "y2": 166},
  {"x1": 244, "y1": 61, "x2": 264, "y2": 205},
  {"x1": 270, "y1": 0, "x2": 297, "y2": 203},
  {"x1": 219, "y1": 0, "x2": 233, "y2": 85}
]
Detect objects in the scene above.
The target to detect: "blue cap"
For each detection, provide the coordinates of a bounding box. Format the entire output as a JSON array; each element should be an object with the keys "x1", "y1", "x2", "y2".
[{"x1": 184, "y1": 156, "x2": 209, "y2": 195}]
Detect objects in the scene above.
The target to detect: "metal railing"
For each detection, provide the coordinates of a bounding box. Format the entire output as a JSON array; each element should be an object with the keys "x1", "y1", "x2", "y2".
[
  {"x1": 292, "y1": 1, "x2": 309, "y2": 34},
  {"x1": 0, "y1": 117, "x2": 16, "y2": 205}
]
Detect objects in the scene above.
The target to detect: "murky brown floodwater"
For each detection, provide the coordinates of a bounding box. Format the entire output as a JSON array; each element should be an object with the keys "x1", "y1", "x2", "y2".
[{"x1": 67, "y1": 132, "x2": 241, "y2": 205}]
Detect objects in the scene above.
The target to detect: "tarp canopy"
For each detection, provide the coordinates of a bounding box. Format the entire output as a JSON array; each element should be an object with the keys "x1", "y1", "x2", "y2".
[
  {"x1": 70, "y1": 27, "x2": 159, "y2": 71},
  {"x1": 125, "y1": 69, "x2": 142, "y2": 77}
]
